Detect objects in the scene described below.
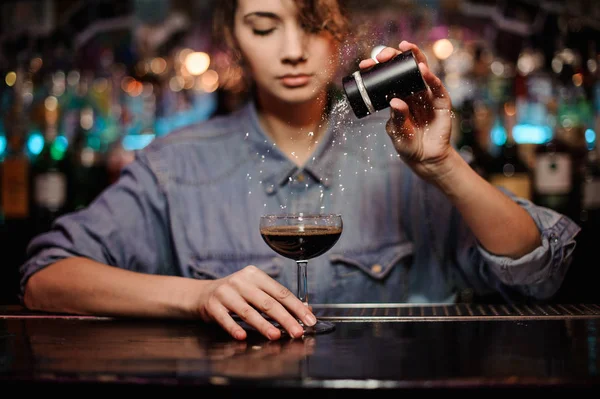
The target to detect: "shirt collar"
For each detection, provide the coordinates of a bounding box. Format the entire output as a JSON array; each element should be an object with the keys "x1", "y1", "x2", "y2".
[{"x1": 241, "y1": 98, "x2": 343, "y2": 189}]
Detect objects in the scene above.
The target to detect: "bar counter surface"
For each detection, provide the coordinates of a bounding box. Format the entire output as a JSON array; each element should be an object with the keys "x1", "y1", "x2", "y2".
[{"x1": 1, "y1": 303, "x2": 600, "y2": 395}]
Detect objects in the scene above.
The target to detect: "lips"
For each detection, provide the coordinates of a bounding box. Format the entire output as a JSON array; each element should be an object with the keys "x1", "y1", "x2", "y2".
[{"x1": 279, "y1": 74, "x2": 313, "y2": 87}]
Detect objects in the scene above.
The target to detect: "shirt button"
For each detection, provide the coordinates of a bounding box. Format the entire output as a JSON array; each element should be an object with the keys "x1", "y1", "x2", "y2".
[
  {"x1": 265, "y1": 184, "x2": 275, "y2": 194},
  {"x1": 296, "y1": 173, "x2": 305, "y2": 182},
  {"x1": 371, "y1": 264, "x2": 383, "y2": 274},
  {"x1": 549, "y1": 232, "x2": 559, "y2": 244}
]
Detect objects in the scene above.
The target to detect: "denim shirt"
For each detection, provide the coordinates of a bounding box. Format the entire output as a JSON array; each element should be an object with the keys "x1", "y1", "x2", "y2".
[{"x1": 20, "y1": 100, "x2": 581, "y2": 305}]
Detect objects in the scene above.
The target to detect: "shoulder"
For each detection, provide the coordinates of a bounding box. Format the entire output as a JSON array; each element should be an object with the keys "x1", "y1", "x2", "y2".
[
  {"x1": 146, "y1": 106, "x2": 250, "y2": 152},
  {"x1": 135, "y1": 105, "x2": 254, "y2": 185}
]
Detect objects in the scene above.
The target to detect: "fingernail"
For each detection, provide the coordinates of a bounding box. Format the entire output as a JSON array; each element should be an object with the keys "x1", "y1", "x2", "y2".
[
  {"x1": 267, "y1": 328, "x2": 280, "y2": 340},
  {"x1": 290, "y1": 326, "x2": 304, "y2": 338},
  {"x1": 305, "y1": 313, "x2": 317, "y2": 326}
]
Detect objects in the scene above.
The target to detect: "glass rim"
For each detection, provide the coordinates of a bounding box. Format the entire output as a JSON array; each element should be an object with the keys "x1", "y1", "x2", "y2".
[{"x1": 260, "y1": 213, "x2": 342, "y2": 220}]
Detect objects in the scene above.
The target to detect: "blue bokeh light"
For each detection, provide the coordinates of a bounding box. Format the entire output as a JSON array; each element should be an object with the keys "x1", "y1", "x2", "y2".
[
  {"x1": 491, "y1": 120, "x2": 507, "y2": 146},
  {"x1": 0, "y1": 135, "x2": 6, "y2": 156},
  {"x1": 122, "y1": 134, "x2": 155, "y2": 151},
  {"x1": 54, "y1": 135, "x2": 69, "y2": 152},
  {"x1": 585, "y1": 129, "x2": 596, "y2": 144},
  {"x1": 27, "y1": 132, "x2": 45, "y2": 155},
  {"x1": 512, "y1": 124, "x2": 552, "y2": 144}
]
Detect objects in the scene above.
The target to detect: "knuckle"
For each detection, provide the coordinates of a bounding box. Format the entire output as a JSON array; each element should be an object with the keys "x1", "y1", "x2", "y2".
[
  {"x1": 239, "y1": 265, "x2": 263, "y2": 281},
  {"x1": 261, "y1": 297, "x2": 275, "y2": 312},
  {"x1": 277, "y1": 287, "x2": 292, "y2": 300},
  {"x1": 227, "y1": 274, "x2": 243, "y2": 288},
  {"x1": 213, "y1": 284, "x2": 230, "y2": 298},
  {"x1": 244, "y1": 265, "x2": 259, "y2": 274},
  {"x1": 239, "y1": 305, "x2": 253, "y2": 321}
]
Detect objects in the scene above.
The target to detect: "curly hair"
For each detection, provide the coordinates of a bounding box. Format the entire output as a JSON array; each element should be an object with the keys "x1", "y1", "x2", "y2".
[{"x1": 213, "y1": 0, "x2": 351, "y2": 53}]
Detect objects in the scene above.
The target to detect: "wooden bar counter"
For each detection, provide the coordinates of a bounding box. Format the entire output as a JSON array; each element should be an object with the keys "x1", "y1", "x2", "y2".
[{"x1": 1, "y1": 303, "x2": 600, "y2": 395}]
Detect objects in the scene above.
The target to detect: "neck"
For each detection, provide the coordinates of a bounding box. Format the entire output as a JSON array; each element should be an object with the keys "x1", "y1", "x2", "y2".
[{"x1": 256, "y1": 89, "x2": 330, "y2": 166}]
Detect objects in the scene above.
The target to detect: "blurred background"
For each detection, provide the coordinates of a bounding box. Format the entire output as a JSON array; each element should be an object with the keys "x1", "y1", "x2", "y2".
[{"x1": 1, "y1": 0, "x2": 599, "y2": 305}]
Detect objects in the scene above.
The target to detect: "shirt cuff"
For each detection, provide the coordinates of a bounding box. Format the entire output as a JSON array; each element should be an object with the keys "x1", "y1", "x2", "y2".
[
  {"x1": 18, "y1": 247, "x2": 79, "y2": 303},
  {"x1": 477, "y1": 215, "x2": 580, "y2": 287}
]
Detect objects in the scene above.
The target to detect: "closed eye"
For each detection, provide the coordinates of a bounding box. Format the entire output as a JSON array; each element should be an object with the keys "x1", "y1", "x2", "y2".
[{"x1": 253, "y1": 28, "x2": 275, "y2": 36}]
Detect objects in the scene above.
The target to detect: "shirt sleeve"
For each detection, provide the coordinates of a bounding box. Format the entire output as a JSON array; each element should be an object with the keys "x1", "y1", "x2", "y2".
[
  {"x1": 18, "y1": 150, "x2": 176, "y2": 302},
  {"x1": 471, "y1": 188, "x2": 581, "y2": 301}
]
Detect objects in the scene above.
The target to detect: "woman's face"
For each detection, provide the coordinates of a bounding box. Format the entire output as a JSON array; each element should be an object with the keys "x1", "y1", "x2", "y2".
[{"x1": 233, "y1": 0, "x2": 341, "y2": 106}]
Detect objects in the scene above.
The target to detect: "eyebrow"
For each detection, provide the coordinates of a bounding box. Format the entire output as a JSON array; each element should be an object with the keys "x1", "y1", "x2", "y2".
[{"x1": 243, "y1": 12, "x2": 280, "y2": 21}]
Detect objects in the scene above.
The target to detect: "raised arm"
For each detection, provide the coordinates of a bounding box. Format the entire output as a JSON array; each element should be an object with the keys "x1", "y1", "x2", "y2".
[{"x1": 361, "y1": 41, "x2": 541, "y2": 258}]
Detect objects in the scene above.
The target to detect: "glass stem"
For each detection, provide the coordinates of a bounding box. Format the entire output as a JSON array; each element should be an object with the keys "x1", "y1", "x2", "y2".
[{"x1": 296, "y1": 260, "x2": 309, "y2": 307}]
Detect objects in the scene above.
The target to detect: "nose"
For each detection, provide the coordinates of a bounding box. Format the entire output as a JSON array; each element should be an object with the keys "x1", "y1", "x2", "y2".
[{"x1": 281, "y1": 25, "x2": 307, "y2": 65}]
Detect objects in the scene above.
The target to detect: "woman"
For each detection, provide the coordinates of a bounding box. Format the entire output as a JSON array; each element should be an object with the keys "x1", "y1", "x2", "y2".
[{"x1": 20, "y1": 0, "x2": 580, "y2": 341}]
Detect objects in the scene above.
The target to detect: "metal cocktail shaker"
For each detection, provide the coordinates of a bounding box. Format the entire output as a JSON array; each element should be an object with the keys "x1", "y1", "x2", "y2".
[{"x1": 342, "y1": 49, "x2": 427, "y2": 119}]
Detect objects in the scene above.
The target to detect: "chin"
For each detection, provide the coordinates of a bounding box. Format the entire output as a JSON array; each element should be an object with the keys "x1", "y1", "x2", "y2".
[{"x1": 277, "y1": 86, "x2": 327, "y2": 105}]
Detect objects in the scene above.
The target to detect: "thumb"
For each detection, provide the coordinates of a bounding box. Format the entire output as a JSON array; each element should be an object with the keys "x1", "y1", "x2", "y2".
[{"x1": 387, "y1": 98, "x2": 411, "y2": 139}]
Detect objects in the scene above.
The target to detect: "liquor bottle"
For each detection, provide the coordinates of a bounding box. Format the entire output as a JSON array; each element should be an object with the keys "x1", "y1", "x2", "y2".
[
  {"x1": 1, "y1": 128, "x2": 30, "y2": 224},
  {"x1": 69, "y1": 103, "x2": 109, "y2": 211},
  {"x1": 29, "y1": 98, "x2": 71, "y2": 235},
  {"x1": 532, "y1": 96, "x2": 586, "y2": 219},
  {"x1": 487, "y1": 104, "x2": 532, "y2": 200},
  {"x1": 455, "y1": 98, "x2": 494, "y2": 179},
  {"x1": 1, "y1": 80, "x2": 30, "y2": 225},
  {"x1": 580, "y1": 144, "x2": 600, "y2": 227},
  {"x1": 0, "y1": 72, "x2": 32, "y2": 304}
]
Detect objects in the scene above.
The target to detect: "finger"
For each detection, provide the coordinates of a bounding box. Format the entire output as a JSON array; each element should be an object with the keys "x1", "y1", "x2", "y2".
[
  {"x1": 259, "y1": 279, "x2": 317, "y2": 328},
  {"x1": 227, "y1": 295, "x2": 283, "y2": 341},
  {"x1": 210, "y1": 302, "x2": 248, "y2": 341},
  {"x1": 246, "y1": 290, "x2": 305, "y2": 339},
  {"x1": 417, "y1": 62, "x2": 452, "y2": 110},
  {"x1": 398, "y1": 40, "x2": 428, "y2": 66},
  {"x1": 376, "y1": 46, "x2": 401, "y2": 64},
  {"x1": 387, "y1": 98, "x2": 414, "y2": 142},
  {"x1": 390, "y1": 98, "x2": 410, "y2": 128},
  {"x1": 359, "y1": 58, "x2": 377, "y2": 69}
]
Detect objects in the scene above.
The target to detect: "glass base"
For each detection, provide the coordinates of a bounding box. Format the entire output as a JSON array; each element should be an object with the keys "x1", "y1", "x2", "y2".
[
  {"x1": 236, "y1": 317, "x2": 335, "y2": 337},
  {"x1": 301, "y1": 319, "x2": 336, "y2": 335},
  {"x1": 273, "y1": 319, "x2": 335, "y2": 336}
]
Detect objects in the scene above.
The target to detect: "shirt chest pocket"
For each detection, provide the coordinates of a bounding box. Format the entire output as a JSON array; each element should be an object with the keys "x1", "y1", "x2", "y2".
[
  {"x1": 326, "y1": 242, "x2": 414, "y2": 303},
  {"x1": 188, "y1": 255, "x2": 283, "y2": 280}
]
